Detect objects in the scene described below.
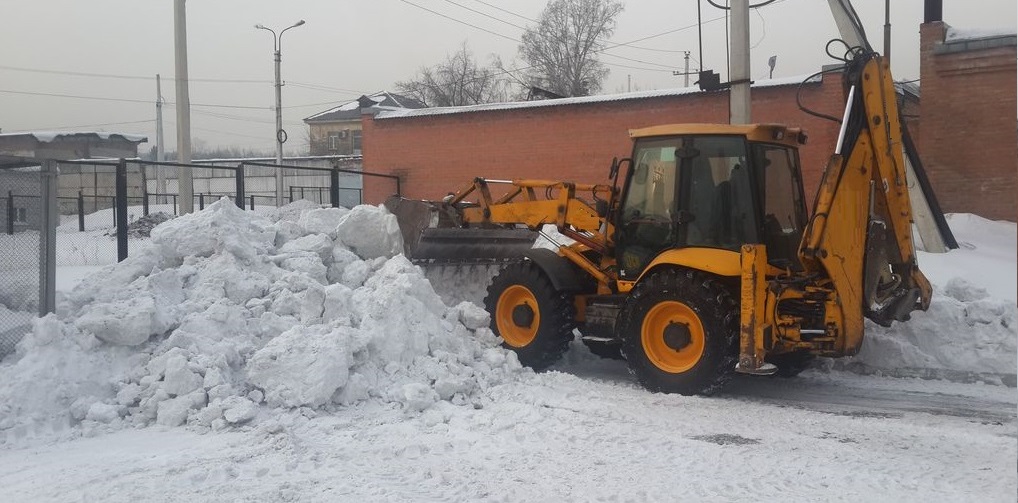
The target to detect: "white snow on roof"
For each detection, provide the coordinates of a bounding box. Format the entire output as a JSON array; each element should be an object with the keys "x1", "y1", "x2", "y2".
[
  {"x1": 376, "y1": 73, "x2": 821, "y2": 120},
  {"x1": 304, "y1": 92, "x2": 388, "y2": 121},
  {"x1": 946, "y1": 26, "x2": 1017, "y2": 42},
  {"x1": 0, "y1": 131, "x2": 148, "y2": 143}
]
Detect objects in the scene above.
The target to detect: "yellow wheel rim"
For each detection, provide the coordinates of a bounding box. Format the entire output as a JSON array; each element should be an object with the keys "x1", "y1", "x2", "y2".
[
  {"x1": 495, "y1": 285, "x2": 541, "y2": 348},
  {"x1": 641, "y1": 300, "x2": 705, "y2": 373}
]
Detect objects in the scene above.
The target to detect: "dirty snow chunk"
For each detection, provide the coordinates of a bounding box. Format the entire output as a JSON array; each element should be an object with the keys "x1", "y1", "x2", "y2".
[
  {"x1": 402, "y1": 383, "x2": 440, "y2": 412},
  {"x1": 247, "y1": 325, "x2": 362, "y2": 408},
  {"x1": 221, "y1": 397, "x2": 259, "y2": 424},
  {"x1": 85, "y1": 402, "x2": 121, "y2": 423},
  {"x1": 452, "y1": 301, "x2": 490, "y2": 330},
  {"x1": 151, "y1": 198, "x2": 276, "y2": 262},
  {"x1": 280, "y1": 233, "x2": 334, "y2": 261},
  {"x1": 298, "y1": 207, "x2": 349, "y2": 237},
  {"x1": 74, "y1": 295, "x2": 159, "y2": 346},
  {"x1": 162, "y1": 355, "x2": 203, "y2": 396},
  {"x1": 336, "y1": 205, "x2": 403, "y2": 260},
  {"x1": 272, "y1": 199, "x2": 320, "y2": 223},
  {"x1": 156, "y1": 394, "x2": 198, "y2": 427}
]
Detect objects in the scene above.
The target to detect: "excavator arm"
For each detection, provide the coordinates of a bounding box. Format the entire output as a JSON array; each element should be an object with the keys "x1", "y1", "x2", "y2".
[{"x1": 798, "y1": 52, "x2": 932, "y2": 355}]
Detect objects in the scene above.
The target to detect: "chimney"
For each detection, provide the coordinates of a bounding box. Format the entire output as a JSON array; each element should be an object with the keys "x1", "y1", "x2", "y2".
[{"x1": 924, "y1": 0, "x2": 942, "y2": 23}]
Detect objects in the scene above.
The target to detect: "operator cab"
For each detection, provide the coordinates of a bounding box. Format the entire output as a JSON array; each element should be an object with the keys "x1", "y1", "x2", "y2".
[{"x1": 616, "y1": 124, "x2": 808, "y2": 279}]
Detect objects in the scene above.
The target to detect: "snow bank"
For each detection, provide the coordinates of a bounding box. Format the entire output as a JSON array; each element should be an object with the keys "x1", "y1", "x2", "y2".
[
  {"x1": 845, "y1": 214, "x2": 1017, "y2": 381},
  {"x1": 0, "y1": 199, "x2": 523, "y2": 439}
]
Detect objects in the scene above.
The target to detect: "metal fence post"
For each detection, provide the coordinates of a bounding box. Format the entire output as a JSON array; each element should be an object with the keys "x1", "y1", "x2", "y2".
[
  {"x1": 6, "y1": 191, "x2": 13, "y2": 235},
  {"x1": 115, "y1": 159, "x2": 129, "y2": 262},
  {"x1": 235, "y1": 163, "x2": 246, "y2": 209},
  {"x1": 330, "y1": 169, "x2": 340, "y2": 208},
  {"x1": 172, "y1": 194, "x2": 178, "y2": 215},
  {"x1": 288, "y1": 186, "x2": 294, "y2": 204},
  {"x1": 199, "y1": 193, "x2": 205, "y2": 210},
  {"x1": 143, "y1": 189, "x2": 150, "y2": 216},
  {"x1": 77, "y1": 191, "x2": 85, "y2": 232},
  {"x1": 249, "y1": 195, "x2": 255, "y2": 210},
  {"x1": 38, "y1": 160, "x2": 57, "y2": 315}
]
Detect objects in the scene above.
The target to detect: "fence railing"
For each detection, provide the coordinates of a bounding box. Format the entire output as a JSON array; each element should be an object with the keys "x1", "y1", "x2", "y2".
[{"x1": 50, "y1": 158, "x2": 401, "y2": 262}]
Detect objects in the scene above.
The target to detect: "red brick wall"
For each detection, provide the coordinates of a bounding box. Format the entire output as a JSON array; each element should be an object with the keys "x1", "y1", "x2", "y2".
[
  {"x1": 362, "y1": 75, "x2": 847, "y2": 207},
  {"x1": 919, "y1": 22, "x2": 1018, "y2": 221}
]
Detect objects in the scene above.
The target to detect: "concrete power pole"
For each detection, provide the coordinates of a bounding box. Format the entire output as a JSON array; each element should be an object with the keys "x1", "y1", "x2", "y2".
[
  {"x1": 729, "y1": 0, "x2": 751, "y2": 125},
  {"x1": 883, "y1": 0, "x2": 892, "y2": 61},
  {"x1": 155, "y1": 74, "x2": 166, "y2": 203},
  {"x1": 684, "y1": 51, "x2": 691, "y2": 87},
  {"x1": 174, "y1": 0, "x2": 194, "y2": 214}
]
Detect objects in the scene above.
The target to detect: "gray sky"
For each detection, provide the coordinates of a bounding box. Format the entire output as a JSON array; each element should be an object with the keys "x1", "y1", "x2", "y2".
[{"x1": 1, "y1": 0, "x2": 1014, "y2": 154}]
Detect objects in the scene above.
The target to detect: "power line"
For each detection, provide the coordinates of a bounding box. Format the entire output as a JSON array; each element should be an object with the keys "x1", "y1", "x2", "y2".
[
  {"x1": 7, "y1": 119, "x2": 155, "y2": 132},
  {"x1": 0, "y1": 64, "x2": 269, "y2": 84},
  {"x1": 0, "y1": 88, "x2": 269, "y2": 110},
  {"x1": 400, "y1": 0, "x2": 519, "y2": 42}
]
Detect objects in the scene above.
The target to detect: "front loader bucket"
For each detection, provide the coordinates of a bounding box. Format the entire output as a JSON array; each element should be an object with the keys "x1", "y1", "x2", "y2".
[{"x1": 384, "y1": 196, "x2": 538, "y2": 263}]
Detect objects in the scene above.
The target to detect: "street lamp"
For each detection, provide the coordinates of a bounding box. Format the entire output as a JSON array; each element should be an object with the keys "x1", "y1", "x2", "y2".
[{"x1": 255, "y1": 19, "x2": 305, "y2": 207}]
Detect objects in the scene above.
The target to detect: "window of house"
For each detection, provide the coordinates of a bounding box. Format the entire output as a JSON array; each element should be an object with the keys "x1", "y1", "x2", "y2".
[
  {"x1": 328, "y1": 132, "x2": 340, "y2": 151},
  {"x1": 352, "y1": 130, "x2": 362, "y2": 153}
]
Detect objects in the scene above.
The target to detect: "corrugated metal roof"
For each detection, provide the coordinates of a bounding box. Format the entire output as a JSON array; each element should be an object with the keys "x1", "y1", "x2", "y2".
[
  {"x1": 304, "y1": 91, "x2": 426, "y2": 123},
  {"x1": 376, "y1": 73, "x2": 822, "y2": 121}
]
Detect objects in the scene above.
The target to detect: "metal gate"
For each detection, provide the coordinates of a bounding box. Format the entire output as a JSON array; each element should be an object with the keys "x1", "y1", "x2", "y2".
[{"x1": 0, "y1": 157, "x2": 57, "y2": 358}]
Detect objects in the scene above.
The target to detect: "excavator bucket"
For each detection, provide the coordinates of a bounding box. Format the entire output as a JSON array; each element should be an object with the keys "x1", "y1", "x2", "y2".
[{"x1": 384, "y1": 196, "x2": 538, "y2": 263}]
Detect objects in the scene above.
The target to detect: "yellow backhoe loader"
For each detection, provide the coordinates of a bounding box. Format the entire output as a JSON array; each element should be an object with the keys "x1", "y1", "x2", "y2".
[{"x1": 387, "y1": 44, "x2": 934, "y2": 395}]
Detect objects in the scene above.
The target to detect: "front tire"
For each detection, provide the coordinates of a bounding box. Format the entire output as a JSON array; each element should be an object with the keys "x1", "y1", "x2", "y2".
[
  {"x1": 484, "y1": 261, "x2": 575, "y2": 370},
  {"x1": 618, "y1": 268, "x2": 739, "y2": 395}
]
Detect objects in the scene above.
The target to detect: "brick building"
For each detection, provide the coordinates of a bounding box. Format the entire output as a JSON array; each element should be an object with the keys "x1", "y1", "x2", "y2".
[
  {"x1": 361, "y1": 73, "x2": 848, "y2": 206},
  {"x1": 918, "y1": 22, "x2": 1017, "y2": 221}
]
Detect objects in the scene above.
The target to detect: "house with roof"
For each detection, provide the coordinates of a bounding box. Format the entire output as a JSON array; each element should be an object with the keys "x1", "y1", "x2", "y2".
[{"x1": 303, "y1": 92, "x2": 425, "y2": 156}]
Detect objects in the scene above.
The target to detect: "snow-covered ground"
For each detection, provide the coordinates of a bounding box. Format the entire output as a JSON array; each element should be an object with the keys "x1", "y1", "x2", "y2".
[{"x1": 0, "y1": 201, "x2": 1014, "y2": 502}]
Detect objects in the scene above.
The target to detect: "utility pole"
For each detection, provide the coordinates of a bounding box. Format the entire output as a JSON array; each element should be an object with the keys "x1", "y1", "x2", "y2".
[
  {"x1": 883, "y1": 0, "x2": 892, "y2": 61},
  {"x1": 684, "y1": 51, "x2": 691, "y2": 87},
  {"x1": 155, "y1": 74, "x2": 166, "y2": 203},
  {"x1": 729, "y1": 0, "x2": 751, "y2": 124},
  {"x1": 256, "y1": 20, "x2": 305, "y2": 207},
  {"x1": 174, "y1": 0, "x2": 194, "y2": 214}
]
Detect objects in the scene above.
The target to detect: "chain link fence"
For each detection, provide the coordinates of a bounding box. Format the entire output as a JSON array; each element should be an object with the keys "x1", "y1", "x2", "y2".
[{"x1": 0, "y1": 158, "x2": 56, "y2": 359}]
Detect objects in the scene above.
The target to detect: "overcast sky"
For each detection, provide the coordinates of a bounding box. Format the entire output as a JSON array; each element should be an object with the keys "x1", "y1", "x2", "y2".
[{"x1": 1, "y1": 0, "x2": 1014, "y2": 154}]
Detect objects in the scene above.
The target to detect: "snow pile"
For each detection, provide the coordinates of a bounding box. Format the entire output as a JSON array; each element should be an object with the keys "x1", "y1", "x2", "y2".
[
  {"x1": 0, "y1": 199, "x2": 522, "y2": 438},
  {"x1": 848, "y1": 277, "x2": 1017, "y2": 378},
  {"x1": 846, "y1": 214, "x2": 1017, "y2": 380}
]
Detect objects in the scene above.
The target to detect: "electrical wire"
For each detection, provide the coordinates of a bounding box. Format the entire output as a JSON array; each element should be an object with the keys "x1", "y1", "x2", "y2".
[
  {"x1": 7, "y1": 119, "x2": 155, "y2": 132},
  {"x1": 0, "y1": 65, "x2": 269, "y2": 84},
  {"x1": 0, "y1": 88, "x2": 270, "y2": 110}
]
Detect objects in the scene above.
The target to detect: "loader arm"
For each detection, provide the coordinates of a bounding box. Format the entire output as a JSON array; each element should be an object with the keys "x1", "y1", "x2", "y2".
[{"x1": 798, "y1": 52, "x2": 932, "y2": 354}]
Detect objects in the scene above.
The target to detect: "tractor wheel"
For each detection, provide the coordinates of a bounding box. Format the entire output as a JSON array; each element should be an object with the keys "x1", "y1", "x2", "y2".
[
  {"x1": 618, "y1": 268, "x2": 739, "y2": 395},
  {"x1": 484, "y1": 261, "x2": 575, "y2": 371},
  {"x1": 767, "y1": 351, "x2": 816, "y2": 377}
]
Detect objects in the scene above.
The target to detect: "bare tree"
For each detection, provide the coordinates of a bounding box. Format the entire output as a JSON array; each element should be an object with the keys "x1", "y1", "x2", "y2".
[
  {"x1": 519, "y1": 0, "x2": 624, "y2": 97},
  {"x1": 397, "y1": 43, "x2": 511, "y2": 107}
]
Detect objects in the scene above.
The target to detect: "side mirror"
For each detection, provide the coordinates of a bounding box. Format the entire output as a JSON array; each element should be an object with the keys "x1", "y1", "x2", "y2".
[{"x1": 609, "y1": 157, "x2": 620, "y2": 181}]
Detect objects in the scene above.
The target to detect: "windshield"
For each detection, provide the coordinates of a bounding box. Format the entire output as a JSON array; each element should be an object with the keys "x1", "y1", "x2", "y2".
[{"x1": 617, "y1": 135, "x2": 756, "y2": 278}]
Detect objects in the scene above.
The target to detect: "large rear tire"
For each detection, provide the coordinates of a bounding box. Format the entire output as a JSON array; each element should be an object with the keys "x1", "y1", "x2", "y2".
[
  {"x1": 618, "y1": 268, "x2": 739, "y2": 395},
  {"x1": 484, "y1": 261, "x2": 575, "y2": 370}
]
